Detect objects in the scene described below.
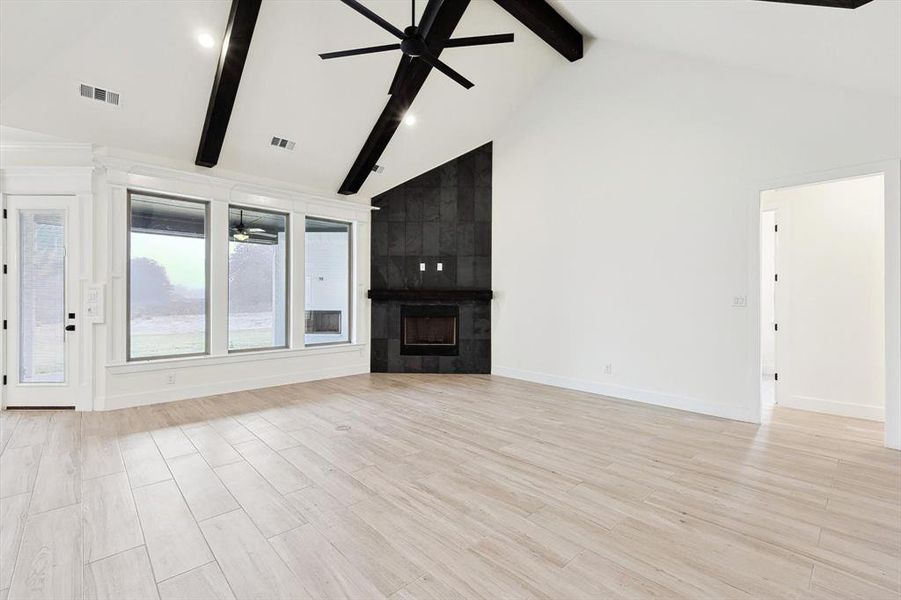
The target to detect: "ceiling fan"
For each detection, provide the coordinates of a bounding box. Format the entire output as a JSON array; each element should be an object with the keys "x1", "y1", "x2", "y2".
[
  {"x1": 230, "y1": 210, "x2": 275, "y2": 241},
  {"x1": 319, "y1": 0, "x2": 514, "y2": 91}
]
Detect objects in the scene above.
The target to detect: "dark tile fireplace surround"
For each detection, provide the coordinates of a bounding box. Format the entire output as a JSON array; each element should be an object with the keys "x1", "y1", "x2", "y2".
[{"x1": 370, "y1": 143, "x2": 491, "y2": 374}]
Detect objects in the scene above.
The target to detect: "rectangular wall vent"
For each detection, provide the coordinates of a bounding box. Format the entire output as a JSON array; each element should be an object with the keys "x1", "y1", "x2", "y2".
[
  {"x1": 270, "y1": 136, "x2": 296, "y2": 150},
  {"x1": 372, "y1": 164, "x2": 385, "y2": 174},
  {"x1": 79, "y1": 83, "x2": 120, "y2": 106}
]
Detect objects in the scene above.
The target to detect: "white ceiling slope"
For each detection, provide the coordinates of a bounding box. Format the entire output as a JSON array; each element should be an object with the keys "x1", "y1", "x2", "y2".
[
  {"x1": 555, "y1": 0, "x2": 901, "y2": 98},
  {"x1": 1, "y1": 1, "x2": 898, "y2": 198},
  {"x1": 0, "y1": 0, "x2": 561, "y2": 197}
]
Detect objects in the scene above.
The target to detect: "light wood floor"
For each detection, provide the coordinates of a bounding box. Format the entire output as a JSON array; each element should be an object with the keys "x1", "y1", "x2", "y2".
[{"x1": 0, "y1": 374, "x2": 899, "y2": 600}]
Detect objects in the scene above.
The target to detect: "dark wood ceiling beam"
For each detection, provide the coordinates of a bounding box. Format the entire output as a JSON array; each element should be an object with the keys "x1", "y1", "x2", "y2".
[
  {"x1": 338, "y1": 0, "x2": 470, "y2": 195},
  {"x1": 492, "y1": 0, "x2": 582, "y2": 62},
  {"x1": 758, "y1": 0, "x2": 874, "y2": 7},
  {"x1": 195, "y1": 0, "x2": 262, "y2": 168}
]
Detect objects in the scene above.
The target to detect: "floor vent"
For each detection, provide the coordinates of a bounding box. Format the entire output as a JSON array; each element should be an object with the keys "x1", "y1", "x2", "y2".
[
  {"x1": 79, "y1": 83, "x2": 120, "y2": 106},
  {"x1": 270, "y1": 136, "x2": 296, "y2": 150}
]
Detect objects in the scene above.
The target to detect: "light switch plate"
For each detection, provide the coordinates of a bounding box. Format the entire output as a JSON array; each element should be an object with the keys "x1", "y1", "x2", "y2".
[
  {"x1": 84, "y1": 284, "x2": 105, "y2": 323},
  {"x1": 419, "y1": 262, "x2": 426, "y2": 271}
]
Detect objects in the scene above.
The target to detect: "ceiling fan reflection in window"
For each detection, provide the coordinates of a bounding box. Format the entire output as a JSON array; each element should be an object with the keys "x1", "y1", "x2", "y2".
[
  {"x1": 230, "y1": 209, "x2": 276, "y2": 242},
  {"x1": 319, "y1": 0, "x2": 514, "y2": 90}
]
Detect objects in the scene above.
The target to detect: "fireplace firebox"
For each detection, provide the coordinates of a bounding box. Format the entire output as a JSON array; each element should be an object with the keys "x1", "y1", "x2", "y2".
[{"x1": 400, "y1": 305, "x2": 459, "y2": 356}]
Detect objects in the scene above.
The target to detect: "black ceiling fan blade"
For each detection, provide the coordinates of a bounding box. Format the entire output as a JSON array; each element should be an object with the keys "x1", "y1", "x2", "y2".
[
  {"x1": 339, "y1": 0, "x2": 405, "y2": 39},
  {"x1": 319, "y1": 43, "x2": 400, "y2": 60},
  {"x1": 441, "y1": 33, "x2": 514, "y2": 48},
  {"x1": 388, "y1": 55, "x2": 413, "y2": 95},
  {"x1": 757, "y1": 0, "x2": 873, "y2": 7},
  {"x1": 418, "y1": 53, "x2": 474, "y2": 89}
]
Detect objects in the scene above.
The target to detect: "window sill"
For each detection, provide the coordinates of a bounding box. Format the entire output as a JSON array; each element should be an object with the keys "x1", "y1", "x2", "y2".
[{"x1": 106, "y1": 342, "x2": 365, "y2": 375}]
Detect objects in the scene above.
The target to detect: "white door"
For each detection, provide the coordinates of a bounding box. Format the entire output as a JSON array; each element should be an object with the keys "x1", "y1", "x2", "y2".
[{"x1": 5, "y1": 196, "x2": 81, "y2": 408}]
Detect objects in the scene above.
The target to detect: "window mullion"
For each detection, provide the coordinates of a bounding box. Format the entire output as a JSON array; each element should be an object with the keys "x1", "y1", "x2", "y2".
[
  {"x1": 208, "y1": 201, "x2": 229, "y2": 356},
  {"x1": 291, "y1": 211, "x2": 306, "y2": 349}
]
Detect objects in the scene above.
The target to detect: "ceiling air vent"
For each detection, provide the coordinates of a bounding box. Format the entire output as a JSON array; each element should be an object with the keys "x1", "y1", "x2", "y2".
[
  {"x1": 79, "y1": 83, "x2": 120, "y2": 106},
  {"x1": 270, "y1": 136, "x2": 296, "y2": 150},
  {"x1": 372, "y1": 164, "x2": 385, "y2": 174}
]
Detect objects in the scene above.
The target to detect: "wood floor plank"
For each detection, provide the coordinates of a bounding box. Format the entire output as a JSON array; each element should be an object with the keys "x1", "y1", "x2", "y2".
[
  {"x1": 29, "y1": 413, "x2": 81, "y2": 515},
  {"x1": 166, "y1": 453, "x2": 238, "y2": 522},
  {"x1": 214, "y1": 461, "x2": 305, "y2": 538},
  {"x1": 84, "y1": 546, "x2": 159, "y2": 600},
  {"x1": 120, "y1": 432, "x2": 171, "y2": 489},
  {"x1": 149, "y1": 427, "x2": 195, "y2": 460},
  {"x1": 82, "y1": 472, "x2": 144, "y2": 563},
  {"x1": 81, "y1": 435, "x2": 124, "y2": 481},
  {"x1": 183, "y1": 426, "x2": 242, "y2": 468},
  {"x1": 5, "y1": 413, "x2": 50, "y2": 449},
  {"x1": 0, "y1": 493, "x2": 30, "y2": 590},
  {"x1": 279, "y1": 444, "x2": 375, "y2": 507},
  {"x1": 0, "y1": 412, "x2": 21, "y2": 453},
  {"x1": 390, "y1": 573, "x2": 465, "y2": 600},
  {"x1": 132, "y1": 480, "x2": 213, "y2": 582},
  {"x1": 270, "y1": 522, "x2": 386, "y2": 599},
  {"x1": 199, "y1": 509, "x2": 307, "y2": 600},
  {"x1": 233, "y1": 439, "x2": 310, "y2": 495},
  {"x1": 0, "y1": 445, "x2": 42, "y2": 499},
  {"x1": 157, "y1": 562, "x2": 235, "y2": 600},
  {"x1": 7, "y1": 504, "x2": 82, "y2": 600}
]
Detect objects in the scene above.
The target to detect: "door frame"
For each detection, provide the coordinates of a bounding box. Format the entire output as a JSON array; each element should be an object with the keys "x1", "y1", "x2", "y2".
[
  {"x1": 749, "y1": 159, "x2": 901, "y2": 450},
  {"x1": 0, "y1": 167, "x2": 94, "y2": 411},
  {"x1": 6, "y1": 196, "x2": 82, "y2": 407}
]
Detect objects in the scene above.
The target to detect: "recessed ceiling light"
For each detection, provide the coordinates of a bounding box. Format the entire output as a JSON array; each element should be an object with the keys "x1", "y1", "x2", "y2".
[
  {"x1": 197, "y1": 32, "x2": 216, "y2": 49},
  {"x1": 403, "y1": 113, "x2": 416, "y2": 127}
]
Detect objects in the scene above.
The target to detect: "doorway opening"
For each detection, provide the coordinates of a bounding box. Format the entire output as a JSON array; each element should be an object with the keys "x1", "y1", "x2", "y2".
[{"x1": 759, "y1": 174, "x2": 886, "y2": 424}]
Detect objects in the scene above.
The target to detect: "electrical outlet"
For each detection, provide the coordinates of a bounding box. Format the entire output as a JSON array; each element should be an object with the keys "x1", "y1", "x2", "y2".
[
  {"x1": 732, "y1": 296, "x2": 747, "y2": 307},
  {"x1": 419, "y1": 262, "x2": 426, "y2": 272},
  {"x1": 437, "y1": 262, "x2": 443, "y2": 271},
  {"x1": 604, "y1": 363, "x2": 613, "y2": 375},
  {"x1": 165, "y1": 373, "x2": 176, "y2": 385}
]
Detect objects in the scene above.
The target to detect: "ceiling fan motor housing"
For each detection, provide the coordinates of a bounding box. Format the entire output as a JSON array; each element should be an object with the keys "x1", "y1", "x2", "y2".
[{"x1": 400, "y1": 29, "x2": 427, "y2": 57}]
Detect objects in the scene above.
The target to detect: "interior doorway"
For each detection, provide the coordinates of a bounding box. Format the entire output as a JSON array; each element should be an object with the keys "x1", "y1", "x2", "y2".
[{"x1": 759, "y1": 174, "x2": 886, "y2": 422}]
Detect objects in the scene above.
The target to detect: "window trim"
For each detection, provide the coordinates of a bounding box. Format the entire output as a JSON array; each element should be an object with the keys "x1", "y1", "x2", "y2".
[
  {"x1": 126, "y1": 190, "x2": 211, "y2": 362},
  {"x1": 226, "y1": 203, "x2": 291, "y2": 354},
  {"x1": 304, "y1": 215, "x2": 353, "y2": 347}
]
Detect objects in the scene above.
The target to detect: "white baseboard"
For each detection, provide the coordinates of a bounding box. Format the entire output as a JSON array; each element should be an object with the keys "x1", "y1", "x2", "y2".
[
  {"x1": 100, "y1": 363, "x2": 370, "y2": 411},
  {"x1": 779, "y1": 394, "x2": 884, "y2": 422},
  {"x1": 492, "y1": 365, "x2": 757, "y2": 423}
]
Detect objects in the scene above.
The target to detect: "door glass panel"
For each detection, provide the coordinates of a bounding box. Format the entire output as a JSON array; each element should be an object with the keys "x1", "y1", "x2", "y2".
[{"x1": 19, "y1": 210, "x2": 66, "y2": 383}]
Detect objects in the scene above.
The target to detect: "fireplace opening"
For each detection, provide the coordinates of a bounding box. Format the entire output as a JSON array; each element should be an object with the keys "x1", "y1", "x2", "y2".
[{"x1": 401, "y1": 305, "x2": 459, "y2": 356}]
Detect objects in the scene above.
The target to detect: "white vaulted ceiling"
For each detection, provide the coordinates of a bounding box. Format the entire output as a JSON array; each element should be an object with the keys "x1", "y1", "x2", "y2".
[
  {"x1": 0, "y1": 0, "x2": 561, "y2": 197},
  {"x1": 1, "y1": 1, "x2": 898, "y2": 198}
]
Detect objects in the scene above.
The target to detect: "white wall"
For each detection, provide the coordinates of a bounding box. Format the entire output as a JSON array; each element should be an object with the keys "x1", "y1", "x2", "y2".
[
  {"x1": 492, "y1": 40, "x2": 901, "y2": 425},
  {"x1": 762, "y1": 175, "x2": 884, "y2": 420}
]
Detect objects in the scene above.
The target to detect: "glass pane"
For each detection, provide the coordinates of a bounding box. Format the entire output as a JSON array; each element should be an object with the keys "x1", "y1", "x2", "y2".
[
  {"x1": 228, "y1": 207, "x2": 288, "y2": 351},
  {"x1": 19, "y1": 210, "x2": 65, "y2": 383},
  {"x1": 305, "y1": 218, "x2": 350, "y2": 345},
  {"x1": 129, "y1": 194, "x2": 207, "y2": 359}
]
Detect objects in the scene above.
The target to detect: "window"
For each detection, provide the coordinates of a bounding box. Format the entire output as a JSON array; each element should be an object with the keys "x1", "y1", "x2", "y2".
[
  {"x1": 228, "y1": 206, "x2": 289, "y2": 351},
  {"x1": 305, "y1": 217, "x2": 351, "y2": 345},
  {"x1": 19, "y1": 210, "x2": 66, "y2": 382},
  {"x1": 128, "y1": 193, "x2": 208, "y2": 360}
]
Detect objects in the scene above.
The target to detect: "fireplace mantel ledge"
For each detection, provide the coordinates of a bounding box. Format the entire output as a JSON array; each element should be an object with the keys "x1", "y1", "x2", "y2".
[{"x1": 367, "y1": 289, "x2": 493, "y2": 301}]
